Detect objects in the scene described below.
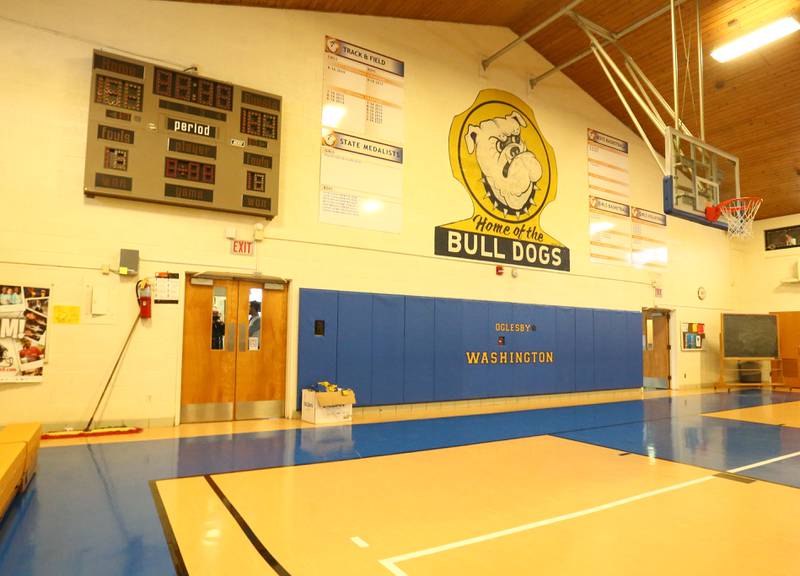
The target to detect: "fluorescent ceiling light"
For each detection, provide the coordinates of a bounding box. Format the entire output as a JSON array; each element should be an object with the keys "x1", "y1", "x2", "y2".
[{"x1": 711, "y1": 17, "x2": 800, "y2": 62}]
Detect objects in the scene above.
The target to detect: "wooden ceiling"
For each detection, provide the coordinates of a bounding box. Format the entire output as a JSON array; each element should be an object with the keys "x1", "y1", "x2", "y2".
[{"x1": 185, "y1": 0, "x2": 800, "y2": 219}]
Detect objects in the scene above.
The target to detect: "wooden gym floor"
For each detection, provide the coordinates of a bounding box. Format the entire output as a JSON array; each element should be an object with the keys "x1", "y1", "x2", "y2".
[
  {"x1": 1, "y1": 388, "x2": 799, "y2": 575},
  {"x1": 155, "y1": 435, "x2": 800, "y2": 575}
]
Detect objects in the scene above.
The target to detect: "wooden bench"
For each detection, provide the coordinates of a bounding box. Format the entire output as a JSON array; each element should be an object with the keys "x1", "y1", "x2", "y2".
[
  {"x1": 0, "y1": 443, "x2": 26, "y2": 521},
  {"x1": 0, "y1": 423, "x2": 41, "y2": 489},
  {"x1": 0, "y1": 423, "x2": 42, "y2": 521}
]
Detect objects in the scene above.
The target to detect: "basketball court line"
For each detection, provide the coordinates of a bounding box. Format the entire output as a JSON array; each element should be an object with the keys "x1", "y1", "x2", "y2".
[
  {"x1": 149, "y1": 399, "x2": 674, "y2": 483},
  {"x1": 144, "y1": 391, "x2": 800, "y2": 488},
  {"x1": 153, "y1": 475, "x2": 280, "y2": 576},
  {"x1": 162, "y1": 434, "x2": 715, "y2": 575},
  {"x1": 703, "y1": 400, "x2": 800, "y2": 428},
  {"x1": 156, "y1": 433, "x2": 800, "y2": 575},
  {"x1": 204, "y1": 475, "x2": 290, "y2": 576},
  {"x1": 149, "y1": 481, "x2": 189, "y2": 576},
  {"x1": 377, "y1": 449, "x2": 800, "y2": 576},
  {"x1": 146, "y1": 392, "x2": 800, "y2": 575}
]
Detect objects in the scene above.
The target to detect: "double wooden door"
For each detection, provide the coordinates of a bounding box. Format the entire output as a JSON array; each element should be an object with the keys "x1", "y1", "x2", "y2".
[{"x1": 180, "y1": 277, "x2": 287, "y2": 423}]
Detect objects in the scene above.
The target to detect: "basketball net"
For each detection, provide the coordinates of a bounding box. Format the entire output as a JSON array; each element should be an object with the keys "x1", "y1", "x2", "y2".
[{"x1": 705, "y1": 197, "x2": 763, "y2": 239}]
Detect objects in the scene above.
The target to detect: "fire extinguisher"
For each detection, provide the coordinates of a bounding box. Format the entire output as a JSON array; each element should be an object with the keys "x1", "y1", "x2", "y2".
[{"x1": 136, "y1": 279, "x2": 152, "y2": 319}]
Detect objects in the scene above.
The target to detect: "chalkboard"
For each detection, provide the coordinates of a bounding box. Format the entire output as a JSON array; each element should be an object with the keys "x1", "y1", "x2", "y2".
[{"x1": 722, "y1": 314, "x2": 779, "y2": 358}]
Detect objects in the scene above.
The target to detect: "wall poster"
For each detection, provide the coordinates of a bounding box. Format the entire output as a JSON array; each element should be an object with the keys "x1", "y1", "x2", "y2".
[
  {"x1": 319, "y1": 36, "x2": 404, "y2": 232},
  {"x1": 435, "y1": 89, "x2": 570, "y2": 271},
  {"x1": 587, "y1": 129, "x2": 667, "y2": 270},
  {"x1": 630, "y1": 206, "x2": 667, "y2": 269},
  {"x1": 0, "y1": 284, "x2": 49, "y2": 383},
  {"x1": 681, "y1": 322, "x2": 705, "y2": 350},
  {"x1": 154, "y1": 272, "x2": 180, "y2": 304}
]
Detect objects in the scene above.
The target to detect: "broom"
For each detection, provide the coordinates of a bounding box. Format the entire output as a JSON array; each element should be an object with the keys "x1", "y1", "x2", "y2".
[{"x1": 43, "y1": 288, "x2": 146, "y2": 440}]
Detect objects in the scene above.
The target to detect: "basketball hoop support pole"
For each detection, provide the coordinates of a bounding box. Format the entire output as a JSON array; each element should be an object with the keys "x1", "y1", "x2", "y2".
[
  {"x1": 590, "y1": 47, "x2": 666, "y2": 175},
  {"x1": 617, "y1": 45, "x2": 693, "y2": 137},
  {"x1": 571, "y1": 13, "x2": 672, "y2": 175},
  {"x1": 481, "y1": 0, "x2": 585, "y2": 70},
  {"x1": 572, "y1": 14, "x2": 667, "y2": 136},
  {"x1": 670, "y1": 0, "x2": 680, "y2": 130},
  {"x1": 493, "y1": 0, "x2": 734, "y2": 226},
  {"x1": 696, "y1": 0, "x2": 705, "y2": 140},
  {"x1": 528, "y1": 0, "x2": 689, "y2": 88},
  {"x1": 523, "y1": 0, "x2": 703, "y2": 148}
]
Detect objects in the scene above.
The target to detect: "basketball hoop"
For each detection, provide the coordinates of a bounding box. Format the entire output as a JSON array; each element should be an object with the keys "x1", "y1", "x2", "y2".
[{"x1": 705, "y1": 196, "x2": 763, "y2": 239}]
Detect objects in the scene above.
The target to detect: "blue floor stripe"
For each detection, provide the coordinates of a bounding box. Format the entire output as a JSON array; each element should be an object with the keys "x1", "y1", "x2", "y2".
[
  {"x1": 742, "y1": 454, "x2": 800, "y2": 485},
  {"x1": 0, "y1": 389, "x2": 798, "y2": 575},
  {"x1": 555, "y1": 416, "x2": 800, "y2": 476}
]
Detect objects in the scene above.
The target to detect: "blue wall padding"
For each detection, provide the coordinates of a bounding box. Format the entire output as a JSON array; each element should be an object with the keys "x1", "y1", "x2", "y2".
[
  {"x1": 591, "y1": 310, "x2": 614, "y2": 391},
  {"x1": 461, "y1": 300, "x2": 489, "y2": 400},
  {"x1": 434, "y1": 298, "x2": 464, "y2": 401},
  {"x1": 556, "y1": 307, "x2": 577, "y2": 394},
  {"x1": 574, "y1": 308, "x2": 595, "y2": 390},
  {"x1": 626, "y1": 312, "x2": 644, "y2": 386},
  {"x1": 297, "y1": 289, "x2": 338, "y2": 394},
  {"x1": 371, "y1": 294, "x2": 405, "y2": 405},
  {"x1": 336, "y1": 292, "x2": 373, "y2": 405},
  {"x1": 403, "y1": 297, "x2": 436, "y2": 403},
  {"x1": 297, "y1": 289, "x2": 643, "y2": 408}
]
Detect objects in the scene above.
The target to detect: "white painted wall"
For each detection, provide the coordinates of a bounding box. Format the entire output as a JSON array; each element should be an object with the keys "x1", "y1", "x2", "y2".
[
  {"x1": 0, "y1": 0, "x2": 739, "y2": 427},
  {"x1": 736, "y1": 215, "x2": 800, "y2": 313}
]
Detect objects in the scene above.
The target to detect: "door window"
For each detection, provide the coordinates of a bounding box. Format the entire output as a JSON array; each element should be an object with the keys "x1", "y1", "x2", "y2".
[
  {"x1": 247, "y1": 288, "x2": 262, "y2": 351},
  {"x1": 211, "y1": 286, "x2": 227, "y2": 350}
]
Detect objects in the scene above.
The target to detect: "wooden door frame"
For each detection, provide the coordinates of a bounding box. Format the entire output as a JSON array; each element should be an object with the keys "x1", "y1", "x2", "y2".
[
  {"x1": 176, "y1": 272, "x2": 291, "y2": 425},
  {"x1": 642, "y1": 307, "x2": 673, "y2": 389}
]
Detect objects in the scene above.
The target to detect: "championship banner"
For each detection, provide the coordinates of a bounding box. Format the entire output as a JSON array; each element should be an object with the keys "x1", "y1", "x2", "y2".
[
  {"x1": 319, "y1": 36, "x2": 404, "y2": 233},
  {"x1": 435, "y1": 89, "x2": 570, "y2": 271},
  {"x1": 0, "y1": 284, "x2": 49, "y2": 383}
]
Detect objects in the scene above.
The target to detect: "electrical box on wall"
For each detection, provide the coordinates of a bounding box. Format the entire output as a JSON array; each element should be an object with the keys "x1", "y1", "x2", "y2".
[{"x1": 119, "y1": 249, "x2": 139, "y2": 275}]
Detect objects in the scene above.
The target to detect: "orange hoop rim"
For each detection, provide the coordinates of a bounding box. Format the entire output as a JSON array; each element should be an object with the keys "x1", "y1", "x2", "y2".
[
  {"x1": 705, "y1": 196, "x2": 763, "y2": 222},
  {"x1": 716, "y1": 196, "x2": 763, "y2": 212}
]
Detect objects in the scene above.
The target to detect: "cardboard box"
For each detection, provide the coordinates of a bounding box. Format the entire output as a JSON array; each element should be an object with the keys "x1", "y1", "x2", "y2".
[{"x1": 302, "y1": 389, "x2": 356, "y2": 424}]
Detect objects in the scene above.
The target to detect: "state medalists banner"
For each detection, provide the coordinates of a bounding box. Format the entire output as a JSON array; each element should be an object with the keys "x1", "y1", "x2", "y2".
[
  {"x1": 435, "y1": 89, "x2": 569, "y2": 271},
  {"x1": 319, "y1": 36, "x2": 404, "y2": 233},
  {"x1": 0, "y1": 284, "x2": 49, "y2": 383}
]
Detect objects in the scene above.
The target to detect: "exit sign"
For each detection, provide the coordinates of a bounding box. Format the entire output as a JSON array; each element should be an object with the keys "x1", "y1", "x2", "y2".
[{"x1": 231, "y1": 240, "x2": 254, "y2": 256}]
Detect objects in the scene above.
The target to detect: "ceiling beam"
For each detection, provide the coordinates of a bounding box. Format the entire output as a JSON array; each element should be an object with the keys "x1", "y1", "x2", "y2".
[{"x1": 529, "y1": 0, "x2": 688, "y2": 88}]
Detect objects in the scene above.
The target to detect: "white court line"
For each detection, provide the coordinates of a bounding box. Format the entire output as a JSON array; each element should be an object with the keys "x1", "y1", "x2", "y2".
[
  {"x1": 351, "y1": 536, "x2": 369, "y2": 548},
  {"x1": 728, "y1": 450, "x2": 800, "y2": 473},
  {"x1": 378, "y1": 449, "x2": 800, "y2": 575}
]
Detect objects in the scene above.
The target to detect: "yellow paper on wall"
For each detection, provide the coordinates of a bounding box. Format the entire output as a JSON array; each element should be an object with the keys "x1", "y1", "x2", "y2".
[{"x1": 53, "y1": 305, "x2": 80, "y2": 324}]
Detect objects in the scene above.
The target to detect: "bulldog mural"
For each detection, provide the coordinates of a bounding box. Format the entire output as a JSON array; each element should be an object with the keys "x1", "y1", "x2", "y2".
[
  {"x1": 465, "y1": 111, "x2": 543, "y2": 214},
  {"x1": 435, "y1": 89, "x2": 570, "y2": 271}
]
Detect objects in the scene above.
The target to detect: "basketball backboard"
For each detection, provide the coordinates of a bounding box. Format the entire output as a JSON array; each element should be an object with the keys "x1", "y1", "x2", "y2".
[{"x1": 663, "y1": 127, "x2": 740, "y2": 230}]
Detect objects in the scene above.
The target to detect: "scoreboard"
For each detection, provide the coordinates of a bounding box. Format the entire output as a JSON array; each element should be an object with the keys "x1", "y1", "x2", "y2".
[{"x1": 84, "y1": 51, "x2": 281, "y2": 218}]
